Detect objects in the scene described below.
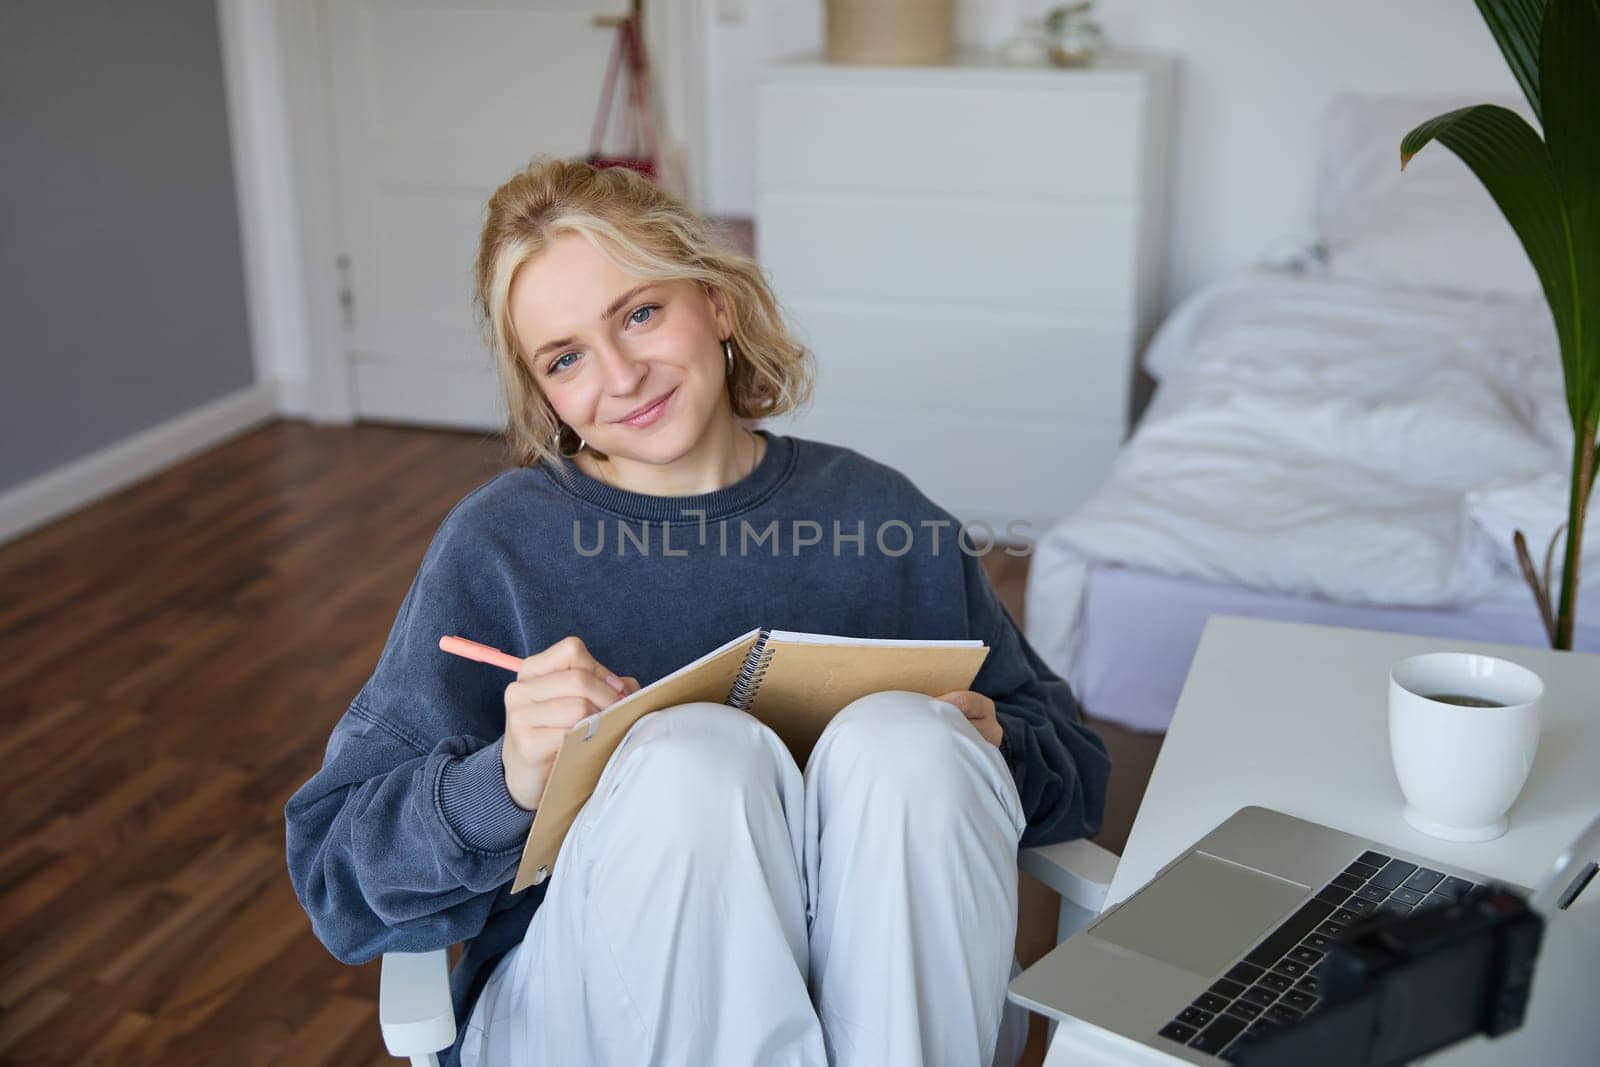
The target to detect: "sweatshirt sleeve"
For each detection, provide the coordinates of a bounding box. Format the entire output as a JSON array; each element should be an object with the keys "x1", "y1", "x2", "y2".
[
  {"x1": 284, "y1": 495, "x2": 539, "y2": 964},
  {"x1": 960, "y1": 550, "x2": 1112, "y2": 848}
]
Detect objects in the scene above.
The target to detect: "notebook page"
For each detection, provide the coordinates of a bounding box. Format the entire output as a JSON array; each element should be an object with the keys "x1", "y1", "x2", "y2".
[{"x1": 765, "y1": 630, "x2": 983, "y2": 649}]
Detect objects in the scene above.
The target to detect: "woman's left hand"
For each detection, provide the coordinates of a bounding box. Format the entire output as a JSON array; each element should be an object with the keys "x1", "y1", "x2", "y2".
[{"x1": 937, "y1": 690, "x2": 1003, "y2": 749}]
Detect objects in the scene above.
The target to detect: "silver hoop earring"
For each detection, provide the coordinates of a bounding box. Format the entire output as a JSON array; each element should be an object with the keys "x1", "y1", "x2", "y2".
[
  {"x1": 554, "y1": 422, "x2": 585, "y2": 459},
  {"x1": 723, "y1": 337, "x2": 735, "y2": 378}
]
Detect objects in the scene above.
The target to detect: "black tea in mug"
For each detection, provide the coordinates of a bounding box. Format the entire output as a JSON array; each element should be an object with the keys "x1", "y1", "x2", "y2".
[{"x1": 1423, "y1": 693, "x2": 1506, "y2": 708}]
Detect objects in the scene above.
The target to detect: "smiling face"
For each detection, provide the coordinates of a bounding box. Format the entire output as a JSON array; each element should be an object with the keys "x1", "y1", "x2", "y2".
[{"x1": 509, "y1": 232, "x2": 734, "y2": 466}]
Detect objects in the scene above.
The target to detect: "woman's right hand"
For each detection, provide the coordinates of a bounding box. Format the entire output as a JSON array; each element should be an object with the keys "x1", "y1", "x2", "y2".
[{"x1": 501, "y1": 636, "x2": 639, "y2": 810}]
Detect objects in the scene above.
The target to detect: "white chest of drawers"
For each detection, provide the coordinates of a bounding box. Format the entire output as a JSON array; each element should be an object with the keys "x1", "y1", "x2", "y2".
[{"x1": 754, "y1": 51, "x2": 1174, "y2": 535}]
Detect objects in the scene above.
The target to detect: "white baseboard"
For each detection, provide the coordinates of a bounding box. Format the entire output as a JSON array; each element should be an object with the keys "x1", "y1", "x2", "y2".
[{"x1": 0, "y1": 382, "x2": 282, "y2": 546}]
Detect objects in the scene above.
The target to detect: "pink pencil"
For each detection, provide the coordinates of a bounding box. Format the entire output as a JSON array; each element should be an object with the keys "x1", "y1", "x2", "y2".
[{"x1": 439, "y1": 635, "x2": 524, "y2": 673}]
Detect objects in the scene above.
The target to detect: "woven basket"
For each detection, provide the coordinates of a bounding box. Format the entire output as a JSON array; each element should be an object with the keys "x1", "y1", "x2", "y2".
[{"x1": 824, "y1": 0, "x2": 955, "y2": 65}]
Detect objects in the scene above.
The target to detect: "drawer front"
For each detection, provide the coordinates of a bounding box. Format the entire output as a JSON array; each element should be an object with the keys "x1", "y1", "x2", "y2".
[
  {"x1": 767, "y1": 407, "x2": 1123, "y2": 531},
  {"x1": 783, "y1": 299, "x2": 1131, "y2": 424},
  {"x1": 759, "y1": 193, "x2": 1139, "y2": 314},
  {"x1": 757, "y1": 82, "x2": 1143, "y2": 200}
]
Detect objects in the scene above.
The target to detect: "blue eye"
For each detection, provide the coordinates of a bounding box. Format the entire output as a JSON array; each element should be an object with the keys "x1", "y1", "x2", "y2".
[{"x1": 546, "y1": 304, "x2": 658, "y2": 374}]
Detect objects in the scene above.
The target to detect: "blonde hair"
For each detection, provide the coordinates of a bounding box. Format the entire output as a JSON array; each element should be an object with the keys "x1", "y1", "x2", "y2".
[{"x1": 474, "y1": 157, "x2": 813, "y2": 469}]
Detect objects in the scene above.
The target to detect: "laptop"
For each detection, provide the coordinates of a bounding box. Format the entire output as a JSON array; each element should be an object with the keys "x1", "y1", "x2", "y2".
[{"x1": 1007, "y1": 806, "x2": 1518, "y2": 1063}]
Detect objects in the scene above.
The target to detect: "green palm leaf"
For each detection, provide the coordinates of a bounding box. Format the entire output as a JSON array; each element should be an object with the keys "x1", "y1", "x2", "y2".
[
  {"x1": 1403, "y1": 0, "x2": 1600, "y2": 650},
  {"x1": 1474, "y1": 0, "x2": 1548, "y2": 121},
  {"x1": 1400, "y1": 105, "x2": 1577, "y2": 404},
  {"x1": 1541, "y1": 0, "x2": 1600, "y2": 427}
]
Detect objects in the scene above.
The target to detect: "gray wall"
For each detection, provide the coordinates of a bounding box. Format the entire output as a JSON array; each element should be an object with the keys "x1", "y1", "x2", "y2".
[{"x1": 1, "y1": 0, "x2": 256, "y2": 493}]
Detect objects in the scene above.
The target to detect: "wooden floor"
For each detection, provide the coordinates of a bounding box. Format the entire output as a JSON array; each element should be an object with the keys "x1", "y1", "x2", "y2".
[{"x1": 0, "y1": 420, "x2": 1162, "y2": 1065}]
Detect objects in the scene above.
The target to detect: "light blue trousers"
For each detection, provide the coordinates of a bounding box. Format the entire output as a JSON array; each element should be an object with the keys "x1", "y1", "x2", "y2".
[{"x1": 462, "y1": 690, "x2": 1030, "y2": 1067}]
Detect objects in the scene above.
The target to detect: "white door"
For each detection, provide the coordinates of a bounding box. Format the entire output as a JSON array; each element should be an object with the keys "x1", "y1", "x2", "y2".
[{"x1": 321, "y1": 0, "x2": 665, "y2": 430}]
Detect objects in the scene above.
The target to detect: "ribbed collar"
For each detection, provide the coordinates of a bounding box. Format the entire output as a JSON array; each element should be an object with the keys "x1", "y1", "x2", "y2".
[{"x1": 538, "y1": 430, "x2": 796, "y2": 522}]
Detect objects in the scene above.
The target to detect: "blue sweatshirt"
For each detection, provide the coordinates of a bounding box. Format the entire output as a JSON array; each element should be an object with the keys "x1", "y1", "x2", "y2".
[{"x1": 284, "y1": 431, "x2": 1110, "y2": 1061}]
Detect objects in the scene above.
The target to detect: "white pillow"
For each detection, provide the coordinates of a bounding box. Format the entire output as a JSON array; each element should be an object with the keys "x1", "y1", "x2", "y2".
[{"x1": 1314, "y1": 93, "x2": 1543, "y2": 300}]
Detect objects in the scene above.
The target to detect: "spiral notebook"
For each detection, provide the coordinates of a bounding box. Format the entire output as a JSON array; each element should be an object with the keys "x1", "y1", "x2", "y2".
[{"x1": 512, "y1": 627, "x2": 989, "y2": 891}]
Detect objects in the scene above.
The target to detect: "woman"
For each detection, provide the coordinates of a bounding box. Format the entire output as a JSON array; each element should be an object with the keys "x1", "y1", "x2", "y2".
[{"x1": 285, "y1": 158, "x2": 1110, "y2": 1067}]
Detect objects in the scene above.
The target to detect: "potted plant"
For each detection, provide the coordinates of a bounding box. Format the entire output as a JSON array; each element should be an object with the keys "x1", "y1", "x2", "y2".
[{"x1": 1402, "y1": 0, "x2": 1598, "y2": 650}]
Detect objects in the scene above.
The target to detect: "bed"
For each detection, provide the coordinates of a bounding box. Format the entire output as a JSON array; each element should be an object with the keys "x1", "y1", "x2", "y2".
[{"x1": 1025, "y1": 94, "x2": 1600, "y2": 734}]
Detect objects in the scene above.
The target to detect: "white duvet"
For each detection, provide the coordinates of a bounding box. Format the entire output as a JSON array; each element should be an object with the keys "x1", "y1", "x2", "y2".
[{"x1": 1025, "y1": 271, "x2": 1591, "y2": 693}]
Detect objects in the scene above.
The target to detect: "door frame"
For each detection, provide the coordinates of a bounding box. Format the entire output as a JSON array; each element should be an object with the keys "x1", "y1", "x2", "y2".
[{"x1": 219, "y1": 0, "x2": 711, "y2": 425}]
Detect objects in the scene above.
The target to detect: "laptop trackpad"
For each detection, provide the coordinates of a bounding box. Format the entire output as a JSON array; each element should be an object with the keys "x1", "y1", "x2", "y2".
[{"x1": 1088, "y1": 851, "x2": 1309, "y2": 979}]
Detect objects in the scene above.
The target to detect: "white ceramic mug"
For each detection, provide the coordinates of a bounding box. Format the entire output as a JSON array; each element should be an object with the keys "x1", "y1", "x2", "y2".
[{"x1": 1389, "y1": 652, "x2": 1544, "y2": 842}]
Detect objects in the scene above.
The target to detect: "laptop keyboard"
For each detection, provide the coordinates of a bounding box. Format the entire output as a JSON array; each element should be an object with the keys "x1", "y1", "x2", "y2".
[{"x1": 1155, "y1": 850, "x2": 1481, "y2": 1059}]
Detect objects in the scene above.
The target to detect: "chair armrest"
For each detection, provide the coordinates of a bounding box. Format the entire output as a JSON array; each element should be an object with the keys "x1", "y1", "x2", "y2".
[
  {"x1": 1020, "y1": 839, "x2": 1119, "y2": 915},
  {"x1": 380, "y1": 950, "x2": 457, "y2": 1059}
]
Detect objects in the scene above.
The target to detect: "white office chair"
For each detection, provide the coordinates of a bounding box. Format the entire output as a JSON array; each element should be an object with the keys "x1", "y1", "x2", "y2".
[{"x1": 377, "y1": 839, "x2": 1120, "y2": 1065}]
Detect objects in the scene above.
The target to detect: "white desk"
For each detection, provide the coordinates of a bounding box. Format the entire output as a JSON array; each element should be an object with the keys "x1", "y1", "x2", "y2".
[{"x1": 1042, "y1": 616, "x2": 1600, "y2": 1065}]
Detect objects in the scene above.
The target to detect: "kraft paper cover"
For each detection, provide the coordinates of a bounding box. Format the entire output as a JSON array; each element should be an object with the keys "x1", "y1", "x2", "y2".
[
  {"x1": 511, "y1": 631, "x2": 989, "y2": 892},
  {"x1": 748, "y1": 638, "x2": 990, "y2": 766},
  {"x1": 511, "y1": 632, "x2": 759, "y2": 892}
]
